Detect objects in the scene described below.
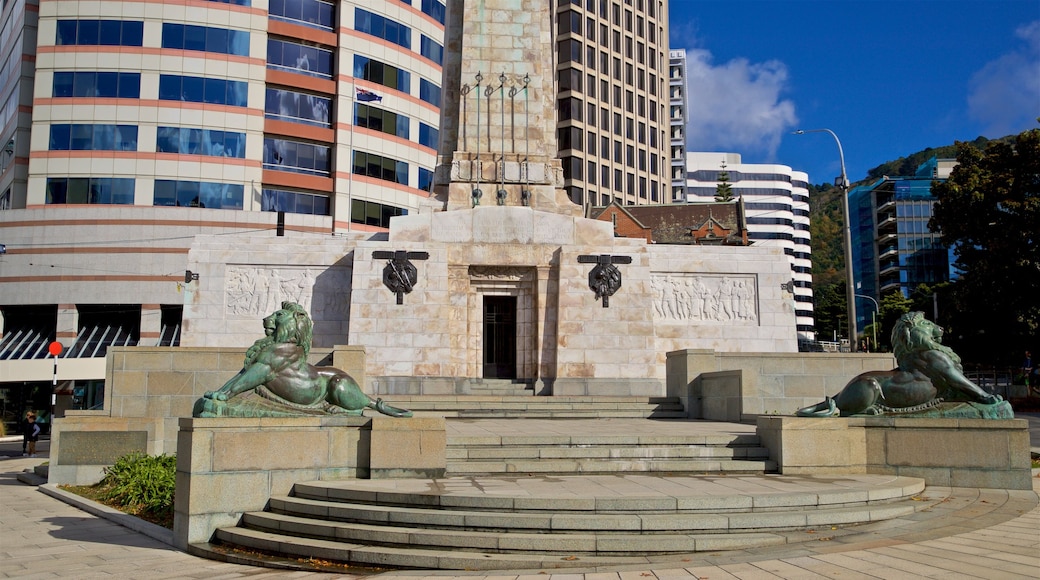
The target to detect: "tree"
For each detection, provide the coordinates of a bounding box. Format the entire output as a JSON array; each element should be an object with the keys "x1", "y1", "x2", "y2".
[
  {"x1": 812, "y1": 282, "x2": 848, "y2": 342},
  {"x1": 929, "y1": 128, "x2": 1040, "y2": 364},
  {"x1": 714, "y1": 162, "x2": 734, "y2": 202},
  {"x1": 878, "y1": 291, "x2": 913, "y2": 351}
]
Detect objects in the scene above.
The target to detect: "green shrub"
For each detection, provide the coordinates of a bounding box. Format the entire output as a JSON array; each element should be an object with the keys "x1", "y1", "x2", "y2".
[{"x1": 98, "y1": 452, "x2": 176, "y2": 518}]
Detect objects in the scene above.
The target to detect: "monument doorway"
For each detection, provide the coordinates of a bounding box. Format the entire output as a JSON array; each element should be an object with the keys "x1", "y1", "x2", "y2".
[{"x1": 482, "y1": 296, "x2": 517, "y2": 379}]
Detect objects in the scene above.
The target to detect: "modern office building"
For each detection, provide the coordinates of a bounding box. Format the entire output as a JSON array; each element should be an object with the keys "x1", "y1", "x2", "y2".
[
  {"x1": 848, "y1": 157, "x2": 956, "y2": 334},
  {"x1": 667, "y1": 49, "x2": 688, "y2": 202},
  {"x1": 555, "y1": 0, "x2": 672, "y2": 208},
  {"x1": 0, "y1": 0, "x2": 448, "y2": 426},
  {"x1": 682, "y1": 152, "x2": 814, "y2": 343}
]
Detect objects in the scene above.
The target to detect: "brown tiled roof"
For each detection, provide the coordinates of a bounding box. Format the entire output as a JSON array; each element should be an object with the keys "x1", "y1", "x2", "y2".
[{"x1": 591, "y1": 203, "x2": 745, "y2": 245}]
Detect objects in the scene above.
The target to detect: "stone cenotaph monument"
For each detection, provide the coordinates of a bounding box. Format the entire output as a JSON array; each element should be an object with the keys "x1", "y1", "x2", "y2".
[{"x1": 179, "y1": 0, "x2": 799, "y2": 396}]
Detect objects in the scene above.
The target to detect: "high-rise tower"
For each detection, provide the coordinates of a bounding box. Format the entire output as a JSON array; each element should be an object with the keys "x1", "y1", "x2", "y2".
[{"x1": 553, "y1": 0, "x2": 672, "y2": 209}]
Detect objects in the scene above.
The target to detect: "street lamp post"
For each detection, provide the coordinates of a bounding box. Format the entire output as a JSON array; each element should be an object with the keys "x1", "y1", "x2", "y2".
[
  {"x1": 794, "y1": 128, "x2": 858, "y2": 352},
  {"x1": 855, "y1": 293, "x2": 879, "y2": 351}
]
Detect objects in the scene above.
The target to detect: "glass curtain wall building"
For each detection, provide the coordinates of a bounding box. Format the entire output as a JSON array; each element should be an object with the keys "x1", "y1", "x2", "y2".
[
  {"x1": 848, "y1": 157, "x2": 957, "y2": 334},
  {"x1": 683, "y1": 152, "x2": 815, "y2": 343}
]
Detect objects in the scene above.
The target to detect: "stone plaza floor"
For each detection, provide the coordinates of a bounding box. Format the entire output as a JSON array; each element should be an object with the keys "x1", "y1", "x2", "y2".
[{"x1": 1, "y1": 414, "x2": 1038, "y2": 579}]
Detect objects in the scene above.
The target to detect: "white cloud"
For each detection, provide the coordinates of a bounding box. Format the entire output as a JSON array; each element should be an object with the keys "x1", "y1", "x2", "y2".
[
  {"x1": 967, "y1": 20, "x2": 1040, "y2": 136},
  {"x1": 682, "y1": 47, "x2": 798, "y2": 158}
]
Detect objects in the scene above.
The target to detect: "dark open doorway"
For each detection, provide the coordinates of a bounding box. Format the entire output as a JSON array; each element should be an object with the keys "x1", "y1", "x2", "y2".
[{"x1": 483, "y1": 296, "x2": 517, "y2": 379}]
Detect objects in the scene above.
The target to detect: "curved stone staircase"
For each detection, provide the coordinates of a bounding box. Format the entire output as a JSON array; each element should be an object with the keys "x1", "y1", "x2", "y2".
[{"x1": 204, "y1": 474, "x2": 933, "y2": 571}]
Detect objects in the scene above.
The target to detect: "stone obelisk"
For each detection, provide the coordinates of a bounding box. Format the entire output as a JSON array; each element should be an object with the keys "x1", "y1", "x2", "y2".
[{"x1": 428, "y1": 0, "x2": 581, "y2": 216}]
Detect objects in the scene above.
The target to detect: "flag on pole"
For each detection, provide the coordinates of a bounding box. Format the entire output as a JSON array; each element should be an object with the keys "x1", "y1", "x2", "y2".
[{"x1": 356, "y1": 88, "x2": 382, "y2": 102}]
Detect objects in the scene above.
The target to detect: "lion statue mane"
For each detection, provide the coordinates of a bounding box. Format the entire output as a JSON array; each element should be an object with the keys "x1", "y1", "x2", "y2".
[
  {"x1": 796, "y1": 311, "x2": 1006, "y2": 417},
  {"x1": 193, "y1": 302, "x2": 411, "y2": 418}
]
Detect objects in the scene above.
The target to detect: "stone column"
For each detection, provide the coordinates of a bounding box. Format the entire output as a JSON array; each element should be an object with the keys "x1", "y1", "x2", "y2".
[
  {"x1": 431, "y1": 0, "x2": 580, "y2": 216},
  {"x1": 140, "y1": 304, "x2": 162, "y2": 346},
  {"x1": 56, "y1": 304, "x2": 78, "y2": 349}
]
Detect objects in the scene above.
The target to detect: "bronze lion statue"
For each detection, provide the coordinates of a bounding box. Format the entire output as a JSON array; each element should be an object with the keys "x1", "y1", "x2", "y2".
[
  {"x1": 193, "y1": 302, "x2": 411, "y2": 418},
  {"x1": 796, "y1": 311, "x2": 1006, "y2": 417}
]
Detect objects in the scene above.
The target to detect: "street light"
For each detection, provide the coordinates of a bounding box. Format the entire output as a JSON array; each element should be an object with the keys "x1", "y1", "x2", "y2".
[
  {"x1": 794, "y1": 128, "x2": 858, "y2": 352},
  {"x1": 855, "y1": 293, "x2": 879, "y2": 351}
]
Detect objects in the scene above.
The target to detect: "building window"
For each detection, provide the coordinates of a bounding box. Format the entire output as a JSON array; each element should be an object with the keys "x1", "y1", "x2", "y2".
[
  {"x1": 353, "y1": 151, "x2": 408, "y2": 185},
  {"x1": 49, "y1": 124, "x2": 137, "y2": 151},
  {"x1": 351, "y1": 199, "x2": 408, "y2": 227},
  {"x1": 154, "y1": 180, "x2": 244, "y2": 209},
  {"x1": 419, "y1": 123, "x2": 439, "y2": 149},
  {"x1": 269, "y1": 0, "x2": 333, "y2": 29},
  {"x1": 52, "y1": 71, "x2": 140, "y2": 98},
  {"x1": 268, "y1": 38, "x2": 333, "y2": 78},
  {"x1": 354, "y1": 55, "x2": 410, "y2": 92},
  {"x1": 418, "y1": 167, "x2": 434, "y2": 192},
  {"x1": 419, "y1": 78, "x2": 441, "y2": 107},
  {"x1": 206, "y1": 0, "x2": 251, "y2": 6},
  {"x1": 156, "y1": 127, "x2": 245, "y2": 158},
  {"x1": 420, "y1": 35, "x2": 443, "y2": 65},
  {"x1": 46, "y1": 178, "x2": 135, "y2": 205},
  {"x1": 261, "y1": 188, "x2": 330, "y2": 215},
  {"x1": 161, "y1": 23, "x2": 249, "y2": 56},
  {"x1": 158, "y1": 75, "x2": 248, "y2": 107},
  {"x1": 265, "y1": 88, "x2": 331, "y2": 127},
  {"x1": 355, "y1": 8, "x2": 411, "y2": 49},
  {"x1": 421, "y1": 0, "x2": 446, "y2": 24},
  {"x1": 355, "y1": 103, "x2": 409, "y2": 139},
  {"x1": 55, "y1": 20, "x2": 143, "y2": 46},
  {"x1": 263, "y1": 137, "x2": 332, "y2": 176}
]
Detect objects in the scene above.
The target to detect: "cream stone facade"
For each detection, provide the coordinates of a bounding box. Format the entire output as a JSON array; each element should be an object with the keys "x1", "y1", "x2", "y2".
[{"x1": 181, "y1": 206, "x2": 798, "y2": 396}]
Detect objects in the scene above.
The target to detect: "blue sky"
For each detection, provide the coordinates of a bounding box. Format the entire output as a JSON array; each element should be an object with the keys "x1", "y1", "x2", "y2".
[{"x1": 669, "y1": 0, "x2": 1040, "y2": 185}]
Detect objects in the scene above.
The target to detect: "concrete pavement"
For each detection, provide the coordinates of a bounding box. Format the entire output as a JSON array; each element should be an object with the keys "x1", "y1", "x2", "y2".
[{"x1": 2, "y1": 452, "x2": 1039, "y2": 578}]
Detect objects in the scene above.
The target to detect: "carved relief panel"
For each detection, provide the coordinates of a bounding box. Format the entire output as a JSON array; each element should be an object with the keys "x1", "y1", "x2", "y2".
[
  {"x1": 650, "y1": 274, "x2": 758, "y2": 324},
  {"x1": 224, "y1": 266, "x2": 351, "y2": 320}
]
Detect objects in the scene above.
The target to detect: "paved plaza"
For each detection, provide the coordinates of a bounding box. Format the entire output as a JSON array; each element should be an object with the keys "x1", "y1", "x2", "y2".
[{"x1": 1, "y1": 416, "x2": 1038, "y2": 579}]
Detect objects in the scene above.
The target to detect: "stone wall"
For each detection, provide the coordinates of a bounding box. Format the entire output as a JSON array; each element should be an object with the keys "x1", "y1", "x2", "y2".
[
  {"x1": 757, "y1": 416, "x2": 1032, "y2": 490},
  {"x1": 48, "y1": 345, "x2": 366, "y2": 485},
  {"x1": 174, "y1": 416, "x2": 446, "y2": 548},
  {"x1": 666, "y1": 349, "x2": 897, "y2": 421}
]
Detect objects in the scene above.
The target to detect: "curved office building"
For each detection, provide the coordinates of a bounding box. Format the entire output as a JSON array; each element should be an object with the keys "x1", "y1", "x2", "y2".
[
  {"x1": 683, "y1": 152, "x2": 815, "y2": 343},
  {"x1": 0, "y1": 0, "x2": 445, "y2": 422}
]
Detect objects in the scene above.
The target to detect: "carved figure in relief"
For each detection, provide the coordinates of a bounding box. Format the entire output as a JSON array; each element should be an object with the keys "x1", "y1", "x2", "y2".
[
  {"x1": 796, "y1": 312, "x2": 1009, "y2": 418},
  {"x1": 692, "y1": 278, "x2": 710, "y2": 320},
  {"x1": 194, "y1": 302, "x2": 412, "y2": 418},
  {"x1": 716, "y1": 277, "x2": 733, "y2": 320}
]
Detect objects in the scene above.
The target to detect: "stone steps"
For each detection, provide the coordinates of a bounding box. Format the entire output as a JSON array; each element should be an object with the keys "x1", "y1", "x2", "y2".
[
  {"x1": 380, "y1": 395, "x2": 686, "y2": 419},
  {"x1": 207, "y1": 475, "x2": 931, "y2": 571},
  {"x1": 446, "y1": 431, "x2": 772, "y2": 476}
]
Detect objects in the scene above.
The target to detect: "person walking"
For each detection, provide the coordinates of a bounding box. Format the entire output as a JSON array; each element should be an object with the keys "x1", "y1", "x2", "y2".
[{"x1": 23, "y1": 412, "x2": 40, "y2": 457}]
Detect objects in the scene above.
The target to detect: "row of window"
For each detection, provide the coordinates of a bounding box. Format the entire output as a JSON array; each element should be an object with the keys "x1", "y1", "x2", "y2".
[
  {"x1": 561, "y1": 158, "x2": 661, "y2": 202},
  {"x1": 53, "y1": 71, "x2": 140, "y2": 98},
  {"x1": 49, "y1": 124, "x2": 246, "y2": 158},
  {"x1": 161, "y1": 23, "x2": 249, "y2": 56},
  {"x1": 158, "y1": 74, "x2": 248, "y2": 107},
  {"x1": 263, "y1": 137, "x2": 331, "y2": 176},
  {"x1": 261, "y1": 187, "x2": 330, "y2": 215},
  {"x1": 49, "y1": 124, "x2": 137, "y2": 151},
  {"x1": 266, "y1": 87, "x2": 331, "y2": 127},
  {"x1": 353, "y1": 56, "x2": 441, "y2": 107},
  {"x1": 43, "y1": 175, "x2": 416, "y2": 222},
  {"x1": 268, "y1": 38, "x2": 334, "y2": 78},
  {"x1": 56, "y1": 20, "x2": 143, "y2": 47},
  {"x1": 355, "y1": 7, "x2": 444, "y2": 65},
  {"x1": 44, "y1": 177, "x2": 244, "y2": 209},
  {"x1": 351, "y1": 198, "x2": 408, "y2": 227},
  {"x1": 270, "y1": 0, "x2": 334, "y2": 30}
]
